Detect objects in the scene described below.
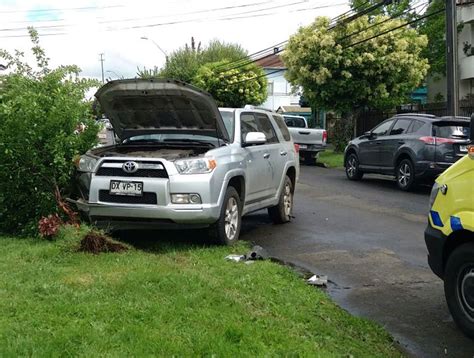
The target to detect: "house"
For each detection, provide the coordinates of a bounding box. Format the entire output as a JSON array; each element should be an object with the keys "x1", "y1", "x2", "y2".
[
  {"x1": 254, "y1": 51, "x2": 300, "y2": 110},
  {"x1": 427, "y1": 0, "x2": 474, "y2": 102}
]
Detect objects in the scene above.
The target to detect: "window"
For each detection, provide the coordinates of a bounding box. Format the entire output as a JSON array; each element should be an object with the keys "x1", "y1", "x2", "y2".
[
  {"x1": 372, "y1": 119, "x2": 394, "y2": 137},
  {"x1": 433, "y1": 124, "x2": 470, "y2": 139},
  {"x1": 267, "y1": 82, "x2": 274, "y2": 96},
  {"x1": 219, "y1": 110, "x2": 235, "y2": 142},
  {"x1": 240, "y1": 113, "x2": 259, "y2": 142},
  {"x1": 255, "y1": 113, "x2": 279, "y2": 143},
  {"x1": 272, "y1": 114, "x2": 291, "y2": 141},
  {"x1": 284, "y1": 116, "x2": 306, "y2": 128},
  {"x1": 410, "y1": 120, "x2": 425, "y2": 133},
  {"x1": 390, "y1": 118, "x2": 412, "y2": 135}
]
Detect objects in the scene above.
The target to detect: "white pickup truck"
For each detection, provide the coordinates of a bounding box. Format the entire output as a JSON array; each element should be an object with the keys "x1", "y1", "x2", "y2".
[{"x1": 283, "y1": 115, "x2": 327, "y2": 165}]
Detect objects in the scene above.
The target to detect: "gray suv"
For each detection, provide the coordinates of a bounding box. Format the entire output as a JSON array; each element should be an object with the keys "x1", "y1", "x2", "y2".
[
  {"x1": 344, "y1": 113, "x2": 470, "y2": 191},
  {"x1": 71, "y1": 79, "x2": 299, "y2": 244}
]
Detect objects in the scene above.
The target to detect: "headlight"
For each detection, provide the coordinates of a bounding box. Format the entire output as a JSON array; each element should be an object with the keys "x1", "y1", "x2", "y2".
[
  {"x1": 174, "y1": 158, "x2": 217, "y2": 175},
  {"x1": 429, "y1": 182, "x2": 439, "y2": 209},
  {"x1": 76, "y1": 155, "x2": 98, "y2": 172}
]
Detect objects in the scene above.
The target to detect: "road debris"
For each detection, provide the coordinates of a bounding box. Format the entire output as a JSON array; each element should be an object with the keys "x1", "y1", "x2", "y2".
[
  {"x1": 246, "y1": 245, "x2": 269, "y2": 260},
  {"x1": 225, "y1": 254, "x2": 246, "y2": 262},
  {"x1": 307, "y1": 274, "x2": 328, "y2": 287}
]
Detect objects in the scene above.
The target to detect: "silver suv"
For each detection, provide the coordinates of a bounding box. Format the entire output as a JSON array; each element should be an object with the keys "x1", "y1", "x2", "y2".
[{"x1": 71, "y1": 79, "x2": 299, "y2": 244}]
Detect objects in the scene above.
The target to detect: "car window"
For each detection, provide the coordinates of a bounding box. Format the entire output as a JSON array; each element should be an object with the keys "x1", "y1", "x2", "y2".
[
  {"x1": 433, "y1": 124, "x2": 470, "y2": 139},
  {"x1": 272, "y1": 114, "x2": 291, "y2": 141},
  {"x1": 255, "y1": 113, "x2": 279, "y2": 143},
  {"x1": 372, "y1": 119, "x2": 394, "y2": 137},
  {"x1": 410, "y1": 120, "x2": 425, "y2": 133},
  {"x1": 390, "y1": 118, "x2": 412, "y2": 135},
  {"x1": 240, "y1": 112, "x2": 259, "y2": 142},
  {"x1": 219, "y1": 110, "x2": 235, "y2": 142},
  {"x1": 284, "y1": 116, "x2": 305, "y2": 128}
]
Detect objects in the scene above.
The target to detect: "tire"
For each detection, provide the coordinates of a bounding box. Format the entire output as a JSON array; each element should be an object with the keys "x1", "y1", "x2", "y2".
[
  {"x1": 304, "y1": 152, "x2": 315, "y2": 166},
  {"x1": 209, "y1": 186, "x2": 242, "y2": 245},
  {"x1": 396, "y1": 159, "x2": 416, "y2": 191},
  {"x1": 345, "y1": 153, "x2": 363, "y2": 181},
  {"x1": 444, "y1": 243, "x2": 474, "y2": 339},
  {"x1": 268, "y1": 175, "x2": 293, "y2": 224}
]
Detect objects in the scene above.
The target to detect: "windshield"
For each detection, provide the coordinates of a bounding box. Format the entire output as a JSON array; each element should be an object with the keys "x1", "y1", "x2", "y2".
[
  {"x1": 219, "y1": 110, "x2": 235, "y2": 141},
  {"x1": 284, "y1": 116, "x2": 306, "y2": 128},
  {"x1": 434, "y1": 124, "x2": 470, "y2": 139},
  {"x1": 124, "y1": 133, "x2": 221, "y2": 146}
]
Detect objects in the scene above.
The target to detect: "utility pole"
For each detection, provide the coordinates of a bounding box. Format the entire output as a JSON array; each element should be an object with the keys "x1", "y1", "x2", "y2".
[
  {"x1": 99, "y1": 53, "x2": 105, "y2": 84},
  {"x1": 446, "y1": 0, "x2": 459, "y2": 116}
]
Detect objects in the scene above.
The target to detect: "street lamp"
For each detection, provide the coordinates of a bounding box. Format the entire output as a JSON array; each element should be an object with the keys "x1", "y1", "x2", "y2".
[{"x1": 140, "y1": 36, "x2": 168, "y2": 63}]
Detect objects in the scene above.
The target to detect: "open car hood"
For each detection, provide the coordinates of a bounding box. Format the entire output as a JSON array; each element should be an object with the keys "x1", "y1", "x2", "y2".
[{"x1": 95, "y1": 79, "x2": 229, "y2": 142}]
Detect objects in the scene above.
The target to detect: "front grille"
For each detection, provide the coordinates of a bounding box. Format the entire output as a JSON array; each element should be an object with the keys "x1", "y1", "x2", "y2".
[
  {"x1": 99, "y1": 190, "x2": 157, "y2": 205},
  {"x1": 96, "y1": 167, "x2": 168, "y2": 178},
  {"x1": 95, "y1": 160, "x2": 169, "y2": 178}
]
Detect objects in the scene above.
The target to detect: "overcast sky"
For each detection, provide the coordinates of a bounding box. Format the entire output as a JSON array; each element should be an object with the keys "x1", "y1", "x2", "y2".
[{"x1": 0, "y1": 0, "x2": 350, "y2": 80}]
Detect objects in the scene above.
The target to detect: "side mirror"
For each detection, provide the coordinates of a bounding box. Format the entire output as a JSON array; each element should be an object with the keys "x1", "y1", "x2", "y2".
[
  {"x1": 363, "y1": 131, "x2": 375, "y2": 139},
  {"x1": 470, "y1": 113, "x2": 474, "y2": 143},
  {"x1": 243, "y1": 132, "x2": 266, "y2": 146}
]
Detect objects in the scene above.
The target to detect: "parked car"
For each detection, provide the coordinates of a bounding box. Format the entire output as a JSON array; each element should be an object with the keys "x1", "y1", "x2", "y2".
[
  {"x1": 344, "y1": 113, "x2": 471, "y2": 190},
  {"x1": 70, "y1": 79, "x2": 299, "y2": 244},
  {"x1": 425, "y1": 114, "x2": 474, "y2": 338},
  {"x1": 283, "y1": 114, "x2": 327, "y2": 165}
]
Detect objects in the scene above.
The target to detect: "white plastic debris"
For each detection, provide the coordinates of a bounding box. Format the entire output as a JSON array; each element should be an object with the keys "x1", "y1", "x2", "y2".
[
  {"x1": 307, "y1": 274, "x2": 328, "y2": 286},
  {"x1": 225, "y1": 254, "x2": 246, "y2": 262}
]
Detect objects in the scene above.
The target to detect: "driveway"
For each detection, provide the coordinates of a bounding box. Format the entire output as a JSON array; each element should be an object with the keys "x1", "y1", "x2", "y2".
[{"x1": 241, "y1": 166, "x2": 474, "y2": 357}]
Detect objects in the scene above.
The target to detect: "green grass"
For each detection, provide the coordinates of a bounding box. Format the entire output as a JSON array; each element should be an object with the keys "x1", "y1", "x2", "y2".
[
  {"x1": 0, "y1": 228, "x2": 403, "y2": 357},
  {"x1": 319, "y1": 149, "x2": 345, "y2": 168}
]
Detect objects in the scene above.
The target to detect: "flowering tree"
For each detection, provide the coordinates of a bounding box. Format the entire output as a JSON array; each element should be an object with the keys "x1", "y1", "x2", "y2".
[{"x1": 193, "y1": 61, "x2": 267, "y2": 108}]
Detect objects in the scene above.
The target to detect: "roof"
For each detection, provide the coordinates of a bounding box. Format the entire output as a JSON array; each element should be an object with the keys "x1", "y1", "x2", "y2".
[
  {"x1": 395, "y1": 113, "x2": 470, "y2": 122},
  {"x1": 254, "y1": 53, "x2": 285, "y2": 69},
  {"x1": 277, "y1": 106, "x2": 311, "y2": 113}
]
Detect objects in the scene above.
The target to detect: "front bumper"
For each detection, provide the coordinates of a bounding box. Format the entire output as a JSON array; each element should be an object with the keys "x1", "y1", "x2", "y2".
[{"x1": 424, "y1": 223, "x2": 447, "y2": 279}]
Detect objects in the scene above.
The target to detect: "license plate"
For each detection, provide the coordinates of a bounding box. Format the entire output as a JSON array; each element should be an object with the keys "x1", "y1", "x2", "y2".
[
  {"x1": 299, "y1": 144, "x2": 307, "y2": 149},
  {"x1": 110, "y1": 181, "x2": 143, "y2": 196},
  {"x1": 459, "y1": 145, "x2": 467, "y2": 153}
]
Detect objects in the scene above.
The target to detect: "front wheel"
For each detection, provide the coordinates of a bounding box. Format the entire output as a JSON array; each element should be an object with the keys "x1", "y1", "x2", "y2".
[
  {"x1": 396, "y1": 159, "x2": 415, "y2": 191},
  {"x1": 444, "y1": 243, "x2": 474, "y2": 339},
  {"x1": 345, "y1": 153, "x2": 363, "y2": 180},
  {"x1": 210, "y1": 186, "x2": 242, "y2": 245},
  {"x1": 268, "y1": 175, "x2": 293, "y2": 224}
]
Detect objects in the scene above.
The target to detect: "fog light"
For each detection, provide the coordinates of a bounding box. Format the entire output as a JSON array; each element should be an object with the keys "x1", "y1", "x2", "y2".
[{"x1": 171, "y1": 193, "x2": 202, "y2": 204}]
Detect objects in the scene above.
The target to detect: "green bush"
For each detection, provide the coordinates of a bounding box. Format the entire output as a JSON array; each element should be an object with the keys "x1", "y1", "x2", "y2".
[{"x1": 0, "y1": 28, "x2": 99, "y2": 235}]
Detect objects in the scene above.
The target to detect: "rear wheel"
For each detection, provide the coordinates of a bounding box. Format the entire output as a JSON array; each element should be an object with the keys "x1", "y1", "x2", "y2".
[
  {"x1": 396, "y1": 159, "x2": 415, "y2": 191},
  {"x1": 444, "y1": 243, "x2": 474, "y2": 339},
  {"x1": 209, "y1": 186, "x2": 242, "y2": 245},
  {"x1": 268, "y1": 176, "x2": 293, "y2": 224},
  {"x1": 304, "y1": 152, "x2": 315, "y2": 166},
  {"x1": 345, "y1": 153, "x2": 363, "y2": 180}
]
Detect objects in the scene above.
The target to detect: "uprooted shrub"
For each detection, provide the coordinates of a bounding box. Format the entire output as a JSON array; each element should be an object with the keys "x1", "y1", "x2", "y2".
[
  {"x1": 0, "y1": 27, "x2": 99, "y2": 235},
  {"x1": 78, "y1": 231, "x2": 129, "y2": 254}
]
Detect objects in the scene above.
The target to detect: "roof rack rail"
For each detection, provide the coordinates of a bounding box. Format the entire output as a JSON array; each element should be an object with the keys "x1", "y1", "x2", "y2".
[{"x1": 395, "y1": 113, "x2": 436, "y2": 118}]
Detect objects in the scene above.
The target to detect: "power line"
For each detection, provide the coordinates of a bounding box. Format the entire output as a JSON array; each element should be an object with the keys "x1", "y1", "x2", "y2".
[{"x1": 0, "y1": 5, "x2": 122, "y2": 14}]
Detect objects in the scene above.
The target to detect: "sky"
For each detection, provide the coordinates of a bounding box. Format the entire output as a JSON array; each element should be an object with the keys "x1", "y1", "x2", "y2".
[{"x1": 0, "y1": 0, "x2": 350, "y2": 81}]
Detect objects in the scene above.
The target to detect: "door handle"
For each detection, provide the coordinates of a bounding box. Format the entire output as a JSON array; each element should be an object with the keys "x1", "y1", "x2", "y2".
[
  {"x1": 376, "y1": 141, "x2": 382, "y2": 145},
  {"x1": 280, "y1": 151, "x2": 288, "y2": 156},
  {"x1": 263, "y1": 153, "x2": 270, "y2": 159},
  {"x1": 398, "y1": 140, "x2": 405, "y2": 144}
]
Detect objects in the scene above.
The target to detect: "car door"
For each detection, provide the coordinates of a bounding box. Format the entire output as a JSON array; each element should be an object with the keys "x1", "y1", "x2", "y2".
[
  {"x1": 380, "y1": 117, "x2": 413, "y2": 168},
  {"x1": 255, "y1": 112, "x2": 286, "y2": 194},
  {"x1": 240, "y1": 112, "x2": 274, "y2": 203},
  {"x1": 359, "y1": 119, "x2": 394, "y2": 167}
]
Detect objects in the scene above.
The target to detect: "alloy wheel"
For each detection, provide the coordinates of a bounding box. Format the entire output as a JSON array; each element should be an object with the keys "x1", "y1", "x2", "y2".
[
  {"x1": 283, "y1": 182, "x2": 293, "y2": 217},
  {"x1": 224, "y1": 197, "x2": 239, "y2": 241},
  {"x1": 459, "y1": 266, "x2": 474, "y2": 321},
  {"x1": 347, "y1": 157, "x2": 357, "y2": 177},
  {"x1": 398, "y1": 163, "x2": 411, "y2": 188}
]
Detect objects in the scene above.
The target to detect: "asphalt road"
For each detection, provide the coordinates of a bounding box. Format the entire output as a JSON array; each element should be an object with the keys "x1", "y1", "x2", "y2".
[{"x1": 240, "y1": 166, "x2": 474, "y2": 358}]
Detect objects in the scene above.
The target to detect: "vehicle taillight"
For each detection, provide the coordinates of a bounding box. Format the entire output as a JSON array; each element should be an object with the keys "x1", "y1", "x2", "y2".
[
  {"x1": 419, "y1": 136, "x2": 456, "y2": 145},
  {"x1": 322, "y1": 130, "x2": 327, "y2": 144},
  {"x1": 294, "y1": 143, "x2": 300, "y2": 153}
]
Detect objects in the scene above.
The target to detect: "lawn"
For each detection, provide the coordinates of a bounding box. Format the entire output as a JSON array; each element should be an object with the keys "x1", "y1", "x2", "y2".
[
  {"x1": 0, "y1": 229, "x2": 403, "y2": 357},
  {"x1": 319, "y1": 149, "x2": 345, "y2": 168}
]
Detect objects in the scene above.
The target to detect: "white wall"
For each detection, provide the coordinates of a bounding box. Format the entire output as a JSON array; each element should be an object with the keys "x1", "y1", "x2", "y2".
[{"x1": 261, "y1": 69, "x2": 300, "y2": 110}]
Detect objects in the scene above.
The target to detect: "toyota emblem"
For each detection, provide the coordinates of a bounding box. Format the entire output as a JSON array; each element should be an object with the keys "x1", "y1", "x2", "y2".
[{"x1": 122, "y1": 161, "x2": 139, "y2": 173}]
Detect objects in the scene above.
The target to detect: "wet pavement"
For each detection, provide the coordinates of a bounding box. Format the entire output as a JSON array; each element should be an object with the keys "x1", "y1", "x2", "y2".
[{"x1": 240, "y1": 166, "x2": 474, "y2": 357}]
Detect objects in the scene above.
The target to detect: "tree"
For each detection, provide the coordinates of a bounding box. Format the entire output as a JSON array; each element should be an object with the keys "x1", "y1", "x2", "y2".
[
  {"x1": 0, "y1": 28, "x2": 99, "y2": 235},
  {"x1": 193, "y1": 60, "x2": 267, "y2": 107},
  {"x1": 282, "y1": 16, "x2": 429, "y2": 151},
  {"x1": 137, "y1": 38, "x2": 248, "y2": 83},
  {"x1": 350, "y1": 0, "x2": 413, "y2": 18},
  {"x1": 419, "y1": 0, "x2": 445, "y2": 76}
]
